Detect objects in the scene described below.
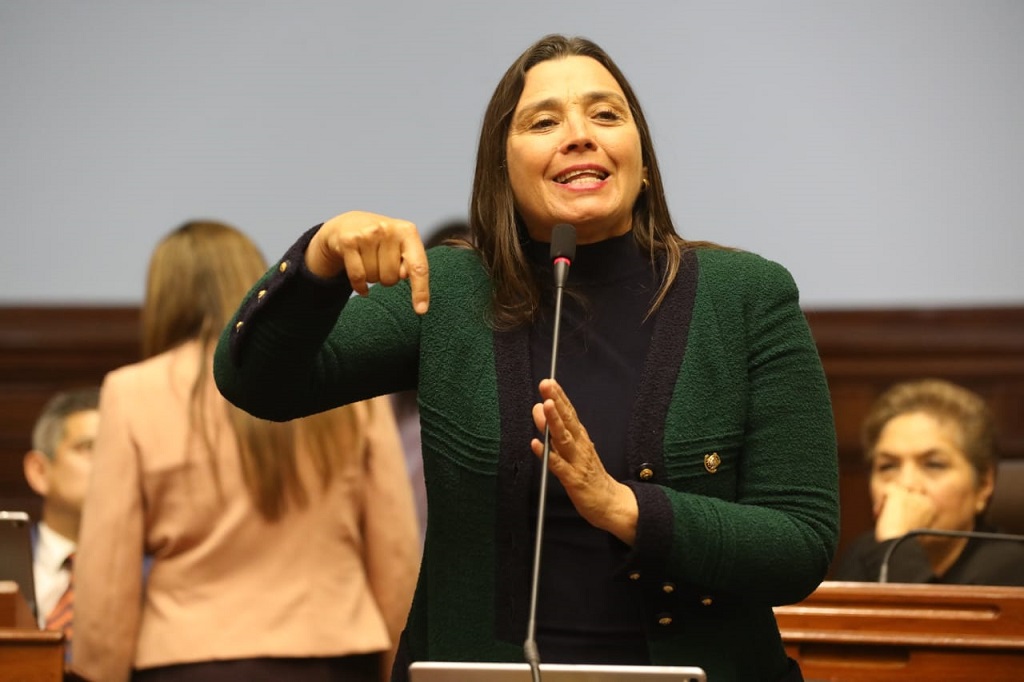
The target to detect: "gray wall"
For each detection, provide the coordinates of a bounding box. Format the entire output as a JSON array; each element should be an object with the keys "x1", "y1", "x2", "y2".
[{"x1": 3, "y1": 0, "x2": 1022, "y2": 307}]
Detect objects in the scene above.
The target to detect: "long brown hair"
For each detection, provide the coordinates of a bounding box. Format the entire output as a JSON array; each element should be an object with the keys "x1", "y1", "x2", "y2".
[
  {"x1": 471, "y1": 34, "x2": 713, "y2": 330},
  {"x1": 142, "y1": 220, "x2": 363, "y2": 521}
]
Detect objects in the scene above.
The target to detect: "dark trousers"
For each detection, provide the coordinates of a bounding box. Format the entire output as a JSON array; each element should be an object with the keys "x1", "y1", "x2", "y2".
[{"x1": 131, "y1": 652, "x2": 380, "y2": 682}]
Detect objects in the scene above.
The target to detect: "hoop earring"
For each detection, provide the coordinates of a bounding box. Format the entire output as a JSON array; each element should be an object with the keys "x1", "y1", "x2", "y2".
[{"x1": 640, "y1": 178, "x2": 650, "y2": 192}]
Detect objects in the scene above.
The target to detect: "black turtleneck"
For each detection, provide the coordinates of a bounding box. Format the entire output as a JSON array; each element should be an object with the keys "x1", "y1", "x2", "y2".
[{"x1": 523, "y1": 231, "x2": 659, "y2": 664}]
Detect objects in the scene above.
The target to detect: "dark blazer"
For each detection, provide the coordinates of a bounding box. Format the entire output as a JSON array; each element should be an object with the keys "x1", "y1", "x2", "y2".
[
  {"x1": 834, "y1": 527, "x2": 1024, "y2": 585},
  {"x1": 215, "y1": 231, "x2": 840, "y2": 682}
]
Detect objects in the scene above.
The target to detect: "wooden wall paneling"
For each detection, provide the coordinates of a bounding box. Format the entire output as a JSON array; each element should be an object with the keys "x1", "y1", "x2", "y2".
[{"x1": 1, "y1": 305, "x2": 1022, "y2": 567}]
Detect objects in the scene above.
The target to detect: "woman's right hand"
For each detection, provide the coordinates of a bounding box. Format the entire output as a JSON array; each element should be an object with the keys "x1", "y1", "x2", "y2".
[
  {"x1": 306, "y1": 211, "x2": 430, "y2": 314},
  {"x1": 874, "y1": 485, "x2": 938, "y2": 542}
]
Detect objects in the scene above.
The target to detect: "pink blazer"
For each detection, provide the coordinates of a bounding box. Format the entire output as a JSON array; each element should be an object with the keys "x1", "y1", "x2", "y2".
[{"x1": 72, "y1": 340, "x2": 419, "y2": 682}]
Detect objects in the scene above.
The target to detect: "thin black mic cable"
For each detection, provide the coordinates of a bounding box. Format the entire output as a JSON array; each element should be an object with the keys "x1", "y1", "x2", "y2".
[
  {"x1": 524, "y1": 223, "x2": 576, "y2": 682},
  {"x1": 878, "y1": 527, "x2": 1024, "y2": 583}
]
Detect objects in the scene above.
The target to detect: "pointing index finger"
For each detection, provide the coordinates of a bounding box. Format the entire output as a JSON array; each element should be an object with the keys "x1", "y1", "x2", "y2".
[{"x1": 401, "y1": 233, "x2": 430, "y2": 314}]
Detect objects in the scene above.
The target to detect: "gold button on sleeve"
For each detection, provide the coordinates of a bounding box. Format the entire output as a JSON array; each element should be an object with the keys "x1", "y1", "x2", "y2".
[
  {"x1": 278, "y1": 261, "x2": 289, "y2": 273},
  {"x1": 234, "y1": 321, "x2": 244, "y2": 331},
  {"x1": 639, "y1": 467, "x2": 654, "y2": 481},
  {"x1": 704, "y1": 452, "x2": 721, "y2": 474},
  {"x1": 257, "y1": 289, "x2": 267, "y2": 299}
]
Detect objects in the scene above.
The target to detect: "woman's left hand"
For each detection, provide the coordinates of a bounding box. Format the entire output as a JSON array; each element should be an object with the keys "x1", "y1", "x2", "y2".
[{"x1": 531, "y1": 378, "x2": 639, "y2": 545}]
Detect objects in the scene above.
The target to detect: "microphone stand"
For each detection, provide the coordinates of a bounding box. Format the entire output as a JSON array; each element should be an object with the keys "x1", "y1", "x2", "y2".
[
  {"x1": 878, "y1": 527, "x2": 1024, "y2": 583},
  {"x1": 524, "y1": 225, "x2": 575, "y2": 682}
]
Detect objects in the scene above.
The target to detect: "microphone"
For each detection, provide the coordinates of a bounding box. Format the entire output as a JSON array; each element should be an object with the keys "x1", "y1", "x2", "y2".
[
  {"x1": 524, "y1": 223, "x2": 576, "y2": 682},
  {"x1": 878, "y1": 527, "x2": 1024, "y2": 583}
]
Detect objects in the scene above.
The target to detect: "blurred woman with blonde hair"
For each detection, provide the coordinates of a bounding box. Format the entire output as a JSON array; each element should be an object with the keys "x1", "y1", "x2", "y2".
[{"x1": 73, "y1": 220, "x2": 419, "y2": 682}]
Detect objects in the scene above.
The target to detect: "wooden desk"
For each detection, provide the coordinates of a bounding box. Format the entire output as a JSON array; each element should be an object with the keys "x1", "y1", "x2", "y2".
[
  {"x1": 0, "y1": 581, "x2": 64, "y2": 682},
  {"x1": 774, "y1": 581, "x2": 1024, "y2": 681}
]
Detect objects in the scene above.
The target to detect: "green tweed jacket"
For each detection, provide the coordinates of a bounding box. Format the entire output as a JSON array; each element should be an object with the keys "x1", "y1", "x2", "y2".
[{"x1": 214, "y1": 231, "x2": 839, "y2": 682}]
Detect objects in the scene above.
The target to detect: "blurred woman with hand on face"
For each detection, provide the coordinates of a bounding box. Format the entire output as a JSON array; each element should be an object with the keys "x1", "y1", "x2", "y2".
[{"x1": 834, "y1": 378, "x2": 1024, "y2": 585}]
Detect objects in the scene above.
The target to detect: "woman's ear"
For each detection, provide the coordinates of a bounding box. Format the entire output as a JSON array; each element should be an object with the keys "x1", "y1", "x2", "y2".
[
  {"x1": 23, "y1": 450, "x2": 51, "y2": 497},
  {"x1": 976, "y1": 466, "x2": 996, "y2": 514}
]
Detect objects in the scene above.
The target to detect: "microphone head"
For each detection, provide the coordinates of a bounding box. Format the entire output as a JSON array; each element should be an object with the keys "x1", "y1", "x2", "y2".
[{"x1": 550, "y1": 223, "x2": 576, "y2": 263}]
